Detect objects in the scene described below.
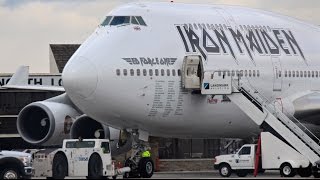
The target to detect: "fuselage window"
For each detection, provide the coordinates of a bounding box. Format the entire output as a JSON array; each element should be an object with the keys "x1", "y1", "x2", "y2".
[
  {"x1": 240, "y1": 70, "x2": 244, "y2": 77},
  {"x1": 167, "y1": 69, "x2": 170, "y2": 76},
  {"x1": 123, "y1": 69, "x2": 127, "y2": 76},
  {"x1": 131, "y1": 16, "x2": 139, "y2": 25},
  {"x1": 161, "y1": 69, "x2": 165, "y2": 76},
  {"x1": 257, "y1": 70, "x2": 260, "y2": 77},
  {"x1": 110, "y1": 16, "x2": 130, "y2": 26},
  {"x1": 198, "y1": 24, "x2": 202, "y2": 30},
  {"x1": 288, "y1": 71, "x2": 291, "y2": 77},
  {"x1": 178, "y1": 69, "x2": 181, "y2": 76},
  {"x1": 218, "y1": 71, "x2": 221, "y2": 77},
  {"x1": 143, "y1": 69, "x2": 147, "y2": 76},
  {"x1": 232, "y1": 70, "x2": 235, "y2": 77},
  {"x1": 245, "y1": 70, "x2": 248, "y2": 77},
  {"x1": 116, "y1": 69, "x2": 120, "y2": 76},
  {"x1": 292, "y1": 71, "x2": 295, "y2": 77},
  {"x1": 296, "y1": 71, "x2": 299, "y2": 77},
  {"x1": 316, "y1": 71, "x2": 319, "y2": 77},
  {"x1": 308, "y1": 71, "x2": 311, "y2": 77},
  {"x1": 278, "y1": 70, "x2": 281, "y2": 78},
  {"x1": 249, "y1": 70, "x2": 252, "y2": 77},
  {"x1": 285, "y1": 71, "x2": 287, "y2": 77},
  {"x1": 304, "y1": 71, "x2": 307, "y2": 77},
  {"x1": 300, "y1": 71, "x2": 303, "y2": 77},
  {"x1": 130, "y1": 69, "x2": 134, "y2": 76},
  {"x1": 312, "y1": 71, "x2": 315, "y2": 77},
  {"x1": 227, "y1": 71, "x2": 231, "y2": 77},
  {"x1": 155, "y1": 69, "x2": 159, "y2": 76},
  {"x1": 222, "y1": 71, "x2": 226, "y2": 78},
  {"x1": 136, "y1": 16, "x2": 147, "y2": 26},
  {"x1": 137, "y1": 69, "x2": 141, "y2": 76},
  {"x1": 101, "y1": 16, "x2": 113, "y2": 26},
  {"x1": 149, "y1": 69, "x2": 153, "y2": 76},
  {"x1": 172, "y1": 69, "x2": 176, "y2": 76}
]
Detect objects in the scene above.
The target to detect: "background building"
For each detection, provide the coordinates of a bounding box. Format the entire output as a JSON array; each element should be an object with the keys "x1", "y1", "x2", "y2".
[{"x1": 0, "y1": 44, "x2": 243, "y2": 159}]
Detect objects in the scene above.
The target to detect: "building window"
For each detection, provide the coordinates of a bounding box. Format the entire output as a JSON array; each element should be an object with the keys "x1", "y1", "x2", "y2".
[
  {"x1": 137, "y1": 69, "x2": 141, "y2": 76},
  {"x1": 116, "y1": 69, "x2": 120, "y2": 76},
  {"x1": 143, "y1": 69, "x2": 147, "y2": 76},
  {"x1": 123, "y1": 69, "x2": 127, "y2": 76}
]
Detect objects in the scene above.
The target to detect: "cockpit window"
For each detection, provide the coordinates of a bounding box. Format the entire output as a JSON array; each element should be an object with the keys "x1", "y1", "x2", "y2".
[
  {"x1": 110, "y1": 16, "x2": 130, "y2": 26},
  {"x1": 101, "y1": 16, "x2": 113, "y2": 26},
  {"x1": 136, "y1": 16, "x2": 147, "y2": 26},
  {"x1": 131, "y1": 16, "x2": 139, "y2": 25},
  {"x1": 100, "y1": 16, "x2": 147, "y2": 27}
]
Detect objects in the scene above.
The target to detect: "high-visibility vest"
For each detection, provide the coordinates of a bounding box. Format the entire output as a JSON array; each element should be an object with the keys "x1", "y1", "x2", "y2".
[{"x1": 142, "y1": 150, "x2": 151, "y2": 157}]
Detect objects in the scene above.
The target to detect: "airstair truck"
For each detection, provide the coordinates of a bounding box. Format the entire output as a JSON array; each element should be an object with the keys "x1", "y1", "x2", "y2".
[
  {"x1": 214, "y1": 132, "x2": 311, "y2": 177},
  {"x1": 32, "y1": 138, "x2": 130, "y2": 179}
]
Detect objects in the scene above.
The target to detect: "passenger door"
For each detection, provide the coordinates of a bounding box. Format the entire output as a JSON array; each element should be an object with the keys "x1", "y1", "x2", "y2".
[
  {"x1": 271, "y1": 57, "x2": 282, "y2": 91},
  {"x1": 234, "y1": 146, "x2": 254, "y2": 169}
]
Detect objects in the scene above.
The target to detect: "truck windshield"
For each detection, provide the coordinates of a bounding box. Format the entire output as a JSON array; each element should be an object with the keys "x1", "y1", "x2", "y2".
[{"x1": 66, "y1": 141, "x2": 95, "y2": 148}]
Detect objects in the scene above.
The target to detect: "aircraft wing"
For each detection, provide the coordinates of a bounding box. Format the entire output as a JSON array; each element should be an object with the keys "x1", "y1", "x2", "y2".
[{"x1": 1, "y1": 66, "x2": 65, "y2": 92}]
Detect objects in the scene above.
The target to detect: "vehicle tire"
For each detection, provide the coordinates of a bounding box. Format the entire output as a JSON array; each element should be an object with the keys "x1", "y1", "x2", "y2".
[
  {"x1": 52, "y1": 153, "x2": 68, "y2": 179},
  {"x1": 280, "y1": 163, "x2": 296, "y2": 177},
  {"x1": 139, "y1": 157, "x2": 154, "y2": 178},
  {"x1": 298, "y1": 166, "x2": 312, "y2": 177},
  {"x1": 0, "y1": 167, "x2": 20, "y2": 179},
  {"x1": 236, "y1": 170, "x2": 248, "y2": 177},
  {"x1": 219, "y1": 163, "x2": 232, "y2": 177},
  {"x1": 87, "y1": 154, "x2": 103, "y2": 179},
  {"x1": 313, "y1": 171, "x2": 320, "y2": 178}
]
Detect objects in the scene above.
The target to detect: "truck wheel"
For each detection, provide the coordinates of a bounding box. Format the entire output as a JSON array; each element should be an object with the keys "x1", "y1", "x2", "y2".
[
  {"x1": 280, "y1": 163, "x2": 296, "y2": 177},
  {"x1": 87, "y1": 154, "x2": 103, "y2": 179},
  {"x1": 139, "y1": 157, "x2": 154, "y2": 178},
  {"x1": 298, "y1": 166, "x2": 312, "y2": 177},
  {"x1": 1, "y1": 168, "x2": 20, "y2": 179},
  {"x1": 219, "y1": 164, "x2": 232, "y2": 177},
  {"x1": 236, "y1": 170, "x2": 248, "y2": 177},
  {"x1": 52, "y1": 153, "x2": 68, "y2": 179}
]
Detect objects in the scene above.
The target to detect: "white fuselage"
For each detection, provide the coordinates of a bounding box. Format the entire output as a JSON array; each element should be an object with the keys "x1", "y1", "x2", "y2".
[{"x1": 62, "y1": 3, "x2": 320, "y2": 139}]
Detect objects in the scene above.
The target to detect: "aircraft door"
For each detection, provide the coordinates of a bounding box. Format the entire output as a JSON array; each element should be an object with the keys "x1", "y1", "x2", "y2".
[
  {"x1": 271, "y1": 57, "x2": 282, "y2": 91},
  {"x1": 182, "y1": 56, "x2": 203, "y2": 89}
]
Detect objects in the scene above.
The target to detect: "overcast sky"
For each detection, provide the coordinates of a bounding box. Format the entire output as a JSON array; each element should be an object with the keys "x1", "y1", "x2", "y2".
[{"x1": 0, "y1": 0, "x2": 320, "y2": 73}]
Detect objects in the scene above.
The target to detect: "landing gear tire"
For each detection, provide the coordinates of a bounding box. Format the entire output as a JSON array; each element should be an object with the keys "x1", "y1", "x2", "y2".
[
  {"x1": 236, "y1": 170, "x2": 248, "y2": 177},
  {"x1": 139, "y1": 157, "x2": 154, "y2": 178},
  {"x1": 87, "y1": 154, "x2": 103, "y2": 179},
  {"x1": 298, "y1": 166, "x2": 312, "y2": 177},
  {"x1": 280, "y1": 163, "x2": 296, "y2": 177},
  {"x1": 0, "y1": 168, "x2": 20, "y2": 179},
  {"x1": 52, "y1": 153, "x2": 68, "y2": 179},
  {"x1": 219, "y1": 164, "x2": 232, "y2": 177},
  {"x1": 123, "y1": 159, "x2": 140, "y2": 178}
]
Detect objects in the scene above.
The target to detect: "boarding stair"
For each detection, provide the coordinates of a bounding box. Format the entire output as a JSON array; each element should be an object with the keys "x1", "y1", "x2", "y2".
[{"x1": 201, "y1": 71, "x2": 320, "y2": 167}]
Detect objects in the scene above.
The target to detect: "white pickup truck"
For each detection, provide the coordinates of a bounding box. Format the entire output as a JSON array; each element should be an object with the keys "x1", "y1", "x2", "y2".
[
  {"x1": 214, "y1": 132, "x2": 311, "y2": 177},
  {"x1": 32, "y1": 138, "x2": 130, "y2": 179},
  {"x1": 0, "y1": 150, "x2": 33, "y2": 179}
]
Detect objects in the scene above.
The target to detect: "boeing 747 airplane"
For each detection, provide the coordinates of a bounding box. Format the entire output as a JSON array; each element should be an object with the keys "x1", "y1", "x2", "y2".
[{"x1": 4, "y1": 2, "x2": 320, "y2": 178}]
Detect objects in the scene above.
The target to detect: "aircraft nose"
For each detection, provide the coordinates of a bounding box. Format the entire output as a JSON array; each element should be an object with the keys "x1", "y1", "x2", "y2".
[{"x1": 62, "y1": 56, "x2": 98, "y2": 99}]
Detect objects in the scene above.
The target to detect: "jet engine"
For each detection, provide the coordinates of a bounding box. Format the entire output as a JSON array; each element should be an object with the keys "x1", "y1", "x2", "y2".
[
  {"x1": 17, "y1": 94, "x2": 81, "y2": 146},
  {"x1": 71, "y1": 115, "x2": 132, "y2": 156}
]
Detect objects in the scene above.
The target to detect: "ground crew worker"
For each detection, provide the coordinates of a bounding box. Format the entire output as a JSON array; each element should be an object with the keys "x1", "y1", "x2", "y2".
[{"x1": 141, "y1": 147, "x2": 151, "y2": 158}]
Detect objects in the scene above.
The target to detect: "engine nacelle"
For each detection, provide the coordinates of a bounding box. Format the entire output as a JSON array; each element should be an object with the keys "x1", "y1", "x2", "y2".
[
  {"x1": 17, "y1": 94, "x2": 80, "y2": 146},
  {"x1": 71, "y1": 115, "x2": 132, "y2": 156}
]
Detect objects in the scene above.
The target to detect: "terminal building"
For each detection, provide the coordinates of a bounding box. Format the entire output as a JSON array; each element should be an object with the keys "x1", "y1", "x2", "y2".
[{"x1": 0, "y1": 44, "x2": 243, "y2": 160}]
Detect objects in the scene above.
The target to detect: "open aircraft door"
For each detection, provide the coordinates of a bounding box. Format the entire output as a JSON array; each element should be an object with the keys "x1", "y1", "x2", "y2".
[{"x1": 182, "y1": 56, "x2": 203, "y2": 89}]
